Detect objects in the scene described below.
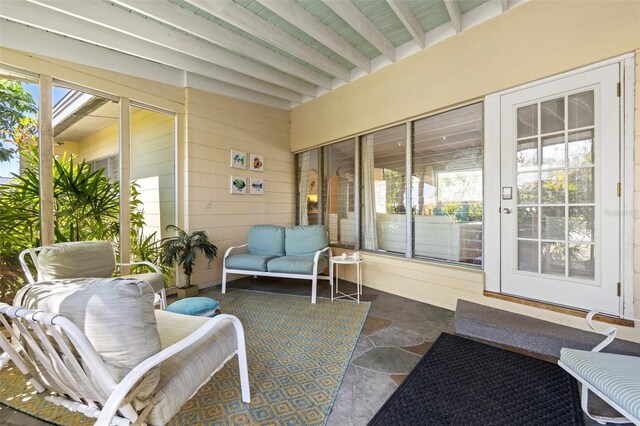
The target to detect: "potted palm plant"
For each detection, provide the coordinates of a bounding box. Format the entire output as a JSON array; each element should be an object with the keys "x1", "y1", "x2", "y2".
[{"x1": 160, "y1": 225, "x2": 218, "y2": 299}]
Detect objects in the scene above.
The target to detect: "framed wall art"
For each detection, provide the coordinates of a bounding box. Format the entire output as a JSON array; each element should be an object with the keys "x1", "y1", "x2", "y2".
[
  {"x1": 249, "y1": 153, "x2": 264, "y2": 172},
  {"x1": 230, "y1": 176, "x2": 247, "y2": 194},
  {"x1": 230, "y1": 150, "x2": 247, "y2": 169},
  {"x1": 250, "y1": 177, "x2": 264, "y2": 195}
]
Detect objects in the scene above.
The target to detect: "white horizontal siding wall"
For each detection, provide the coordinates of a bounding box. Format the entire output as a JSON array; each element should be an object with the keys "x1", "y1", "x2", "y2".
[{"x1": 185, "y1": 88, "x2": 293, "y2": 287}]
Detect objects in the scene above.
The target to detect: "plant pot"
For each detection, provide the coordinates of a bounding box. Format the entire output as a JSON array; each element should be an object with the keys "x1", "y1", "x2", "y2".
[{"x1": 177, "y1": 285, "x2": 199, "y2": 299}]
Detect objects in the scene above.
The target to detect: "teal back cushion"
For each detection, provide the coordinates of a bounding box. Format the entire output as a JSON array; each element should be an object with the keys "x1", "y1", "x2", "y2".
[
  {"x1": 248, "y1": 225, "x2": 286, "y2": 256},
  {"x1": 285, "y1": 225, "x2": 328, "y2": 256}
]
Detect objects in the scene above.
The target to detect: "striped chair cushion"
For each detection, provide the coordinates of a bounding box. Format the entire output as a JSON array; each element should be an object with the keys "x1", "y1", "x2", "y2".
[
  {"x1": 560, "y1": 348, "x2": 640, "y2": 421},
  {"x1": 147, "y1": 310, "x2": 238, "y2": 426}
]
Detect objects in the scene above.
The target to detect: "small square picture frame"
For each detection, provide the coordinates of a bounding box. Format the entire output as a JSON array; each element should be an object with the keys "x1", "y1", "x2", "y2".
[
  {"x1": 250, "y1": 177, "x2": 264, "y2": 195},
  {"x1": 230, "y1": 176, "x2": 247, "y2": 194},
  {"x1": 249, "y1": 153, "x2": 264, "y2": 172},
  {"x1": 230, "y1": 150, "x2": 247, "y2": 169}
]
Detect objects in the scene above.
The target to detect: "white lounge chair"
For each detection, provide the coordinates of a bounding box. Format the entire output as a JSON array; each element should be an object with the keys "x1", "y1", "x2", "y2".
[
  {"x1": 558, "y1": 311, "x2": 640, "y2": 425},
  {"x1": 19, "y1": 240, "x2": 167, "y2": 309},
  {"x1": 0, "y1": 277, "x2": 250, "y2": 426}
]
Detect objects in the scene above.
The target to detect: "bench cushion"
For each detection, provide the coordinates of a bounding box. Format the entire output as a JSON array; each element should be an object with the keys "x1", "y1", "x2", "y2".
[
  {"x1": 248, "y1": 225, "x2": 285, "y2": 256},
  {"x1": 285, "y1": 225, "x2": 328, "y2": 256},
  {"x1": 226, "y1": 253, "x2": 278, "y2": 272},
  {"x1": 267, "y1": 255, "x2": 329, "y2": 275},
  {"x1": 148, "y1": 310, "x2": 237, "y2": 425},
  {"x1": 37, "y1": 241, "x2": 115, "y2": 280},
  {"x1": 560, "y1": 348, "x2": 640, "y2": 421}
]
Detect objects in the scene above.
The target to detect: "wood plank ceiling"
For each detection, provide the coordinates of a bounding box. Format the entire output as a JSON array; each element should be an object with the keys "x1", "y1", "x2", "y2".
[{"x1": 0, "y1": 0, "x2": 525, "y2": 109}]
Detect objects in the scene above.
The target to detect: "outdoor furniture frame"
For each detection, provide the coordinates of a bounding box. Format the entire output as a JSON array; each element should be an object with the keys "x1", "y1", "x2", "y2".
[
  {"x1": 19, "y1": 241, "x2": 167, "y2": 309},
  {"x1": 558, "y1": 311, "x2": 640, "y2": 425},
  {"x1": 0, "y1": 303, "x2": 250, "y2": 426}
]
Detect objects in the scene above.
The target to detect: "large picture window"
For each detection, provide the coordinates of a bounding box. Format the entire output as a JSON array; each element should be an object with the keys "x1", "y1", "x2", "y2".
[
  {"x1": 323, "y1": 139, "x2": 355, "y2": 247},
  {"x1": 412, "y1": 103, "x2": 483, "y2": 265},
  {"x1": 294, "y1": 103, "x2": 484, "y2": 268}
]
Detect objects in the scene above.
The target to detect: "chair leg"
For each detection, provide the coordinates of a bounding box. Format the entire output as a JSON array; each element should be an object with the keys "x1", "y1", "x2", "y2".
[
  {"x1": 311, "y1": 277, "x2": 317, "y2": 304},
  {"x1": 230, "y1": 317, "x2": 251, "y2": 403},
  {"x1": 580, "y1": 384, "x2": 630, "y2": 425},
  {"x1": 222, "y1": 269, "x2": 227, "y2": 294},
  {"x1": 159, "y1": 289, "x2": 167, "y2": 310}
]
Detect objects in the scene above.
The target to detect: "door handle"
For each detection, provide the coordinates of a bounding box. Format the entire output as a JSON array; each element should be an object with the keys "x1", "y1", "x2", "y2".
[{"x1": 502, "y1": 208, "x2": 512, "y2": 214}]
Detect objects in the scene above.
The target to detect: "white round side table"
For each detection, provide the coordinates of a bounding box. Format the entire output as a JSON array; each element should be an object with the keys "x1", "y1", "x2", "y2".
[{"x1": 330, "y1": 254, "x2": 363, "y2": 303}]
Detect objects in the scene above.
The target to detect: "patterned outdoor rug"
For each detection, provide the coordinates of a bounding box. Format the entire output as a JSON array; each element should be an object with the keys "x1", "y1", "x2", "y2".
[
  {"x1": 368, "y1": 333, "x2": 584, "y2": 426},
  {"x1": 0, "y1": 288, "x2": 370, "y2": 425}
]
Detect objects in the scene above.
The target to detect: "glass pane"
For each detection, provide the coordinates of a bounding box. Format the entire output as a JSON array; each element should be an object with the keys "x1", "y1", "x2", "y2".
[
  {"x1": 541, "y1": 242, "x2": 565, "y2": 276},
  {"x1": 0, "y1": 74, "x2": 39, "y2": 304},
  {"x1": 568, "y1": 206, "x2": 594, "y2": 242},
  {"x1": 569, "y1": 244, "x2": 595, "y2": 279},
  {"x1": 541, "y1": 206, "x2": 565, "y2": 240},
  {"x1": 517, "y1": 104, "x2": 538, "y2": 138},
  {"x1": 412, "y1": 103, "x2": 483, "y2": 265},
  {"x1": 541, "y1": 133, "x2": 565, "y2": 169},
  {"x1": 297, "y1": 149, "x2": 320, "y2": 225},
  {"x1": 130, "y1": 106, "x2": 176, "y2": 277},
  {"x1": 541, "y1": 170, "x2": 565, "y2": 204},
  {"x1": 518, "y1": 240, "x2": 538, "y2": 272},
  {"x1": 541, "y1": 97, "x2": 565, "y2": 134},
  {"x1": 323, "y1": 139, "x2": 355, "y2": 248},
  {"x1": 568, "y1": 91, "x2": 594, "y2": 130},
  {"x1": 568, "y1": 130, "x2": 594, "y2": 166},
  {"x1": 518, "y1": 206, "x2": 537, "y2": 238},
  {"x1": 52, "y1": 85, "x2": 120, "y2": 248},
  {"x1": 362, "y1": 124, "x2": 407, "y2": 254},
  {"x1": 517, "y1": 172, "x2": 538, "y2": 204},
  {"x1": 568, "y1": 168, "x2": 594, "y2": 203},
  {"x1": 517, "y1": 138, "x2": 538, "y2": 170}
]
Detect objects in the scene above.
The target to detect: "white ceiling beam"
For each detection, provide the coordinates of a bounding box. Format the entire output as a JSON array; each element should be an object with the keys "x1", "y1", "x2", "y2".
[
  {"x1": 0, "y1": 1, "x2": 302, "y2": 103},
  {"x1": 324, "y1": 0, "x2": 396, "y2": 62},
  {"x1": 444, "y1": 0, "x2": 462, "y2": 33},
  {"x1": 29, "y1": 0, "x2": 318, "y2": 98},
  {"x1": 184, "y1": 0, "x2": 352, "y2": 82},
  {"x1": 112, "y1": 0, "x2": 332, "y2": 90},
  {"x1": 501, "y1": 0, "x2": 510, "y2": 12},
  {"x1": 386, "y1": 0, "x2": 425, "y2": 49},
  {"x1": 256, "y1": 0, "x2": 370, "y2": 72}
]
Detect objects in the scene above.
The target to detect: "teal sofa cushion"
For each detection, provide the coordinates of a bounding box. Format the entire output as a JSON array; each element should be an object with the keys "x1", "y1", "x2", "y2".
[
  {"x1": 225, "y1": 253, "x2": 277, "y2": 272},
  {"x1": 166, "y1": 297, "x2": 221, "y2": 317},
  {"x1": 285, "y1": 225, "x2": 328, "y2": 256},
  {"x1": 267, "y1": 255, "x2": 329, "y2": 275},
  {"x1": 248, "y1": 225, "x2": 286, "y2": 256}
]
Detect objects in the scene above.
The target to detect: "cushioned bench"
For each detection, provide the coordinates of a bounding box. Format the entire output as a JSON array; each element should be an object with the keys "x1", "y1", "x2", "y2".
[{"x1": 222, "y1": 224, "x2": 333, "y2": 303}]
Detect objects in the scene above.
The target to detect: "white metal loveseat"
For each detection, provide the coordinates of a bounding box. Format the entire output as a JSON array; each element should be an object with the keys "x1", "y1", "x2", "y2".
[
  {"x1": 558, "y1": 311, "x2": 640, "y2": 425},
  {"x1": 0, "y1": 277, "x2": 250, "y2": 426},
  {"x1": 222, "y1": 224, "x2": 333, "y2": 303},
  {"x1": 19, "y1": 240, "x2": 167, "y2": 309}
]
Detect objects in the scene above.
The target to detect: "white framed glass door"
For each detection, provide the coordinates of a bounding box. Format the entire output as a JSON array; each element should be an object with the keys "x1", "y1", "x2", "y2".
[{"x1": 500, "y1": 63, "x2": 620, "y2": 313}]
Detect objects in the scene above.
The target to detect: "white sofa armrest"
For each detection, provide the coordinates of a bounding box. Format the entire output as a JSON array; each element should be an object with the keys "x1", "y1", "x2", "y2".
[
  {"x1": 312, "y1": 246, "x2": 332, "y2": 275},
  {"x1": 224, "y1": 244, "x2": 249, "y2": 260},
  {"x1": 95, "y1": 314, "x2": 250, "y2": 426}
]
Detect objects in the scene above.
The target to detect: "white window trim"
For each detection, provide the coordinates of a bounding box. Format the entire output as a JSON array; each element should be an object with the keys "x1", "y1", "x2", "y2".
[{"x1": 484, "y1": 53, "x2": 636, "y2": 317}]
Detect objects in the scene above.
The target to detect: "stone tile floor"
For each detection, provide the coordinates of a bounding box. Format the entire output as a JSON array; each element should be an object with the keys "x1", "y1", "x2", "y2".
[{"x1": 0, "y1": 276, "x2": 625, "y2": 425}]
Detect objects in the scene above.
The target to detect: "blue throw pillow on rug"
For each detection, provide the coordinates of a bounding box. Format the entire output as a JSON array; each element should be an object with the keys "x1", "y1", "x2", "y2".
[{"x1": 166, "y1": 297, "x2": 221, "y2": 317}]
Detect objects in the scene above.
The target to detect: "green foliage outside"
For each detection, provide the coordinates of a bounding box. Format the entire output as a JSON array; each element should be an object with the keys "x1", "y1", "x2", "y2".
[
  {"x1": 0, "y1": 79, "x2": 165, "y2": 303},
  {"x1": 0, "y1": 79, "x2": 37, "y2": 162}
]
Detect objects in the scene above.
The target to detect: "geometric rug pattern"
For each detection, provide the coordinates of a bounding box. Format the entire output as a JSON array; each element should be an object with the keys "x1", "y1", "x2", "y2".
[{"x1": 0, "y1": 287, "x2": 370, "y2": 425}]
